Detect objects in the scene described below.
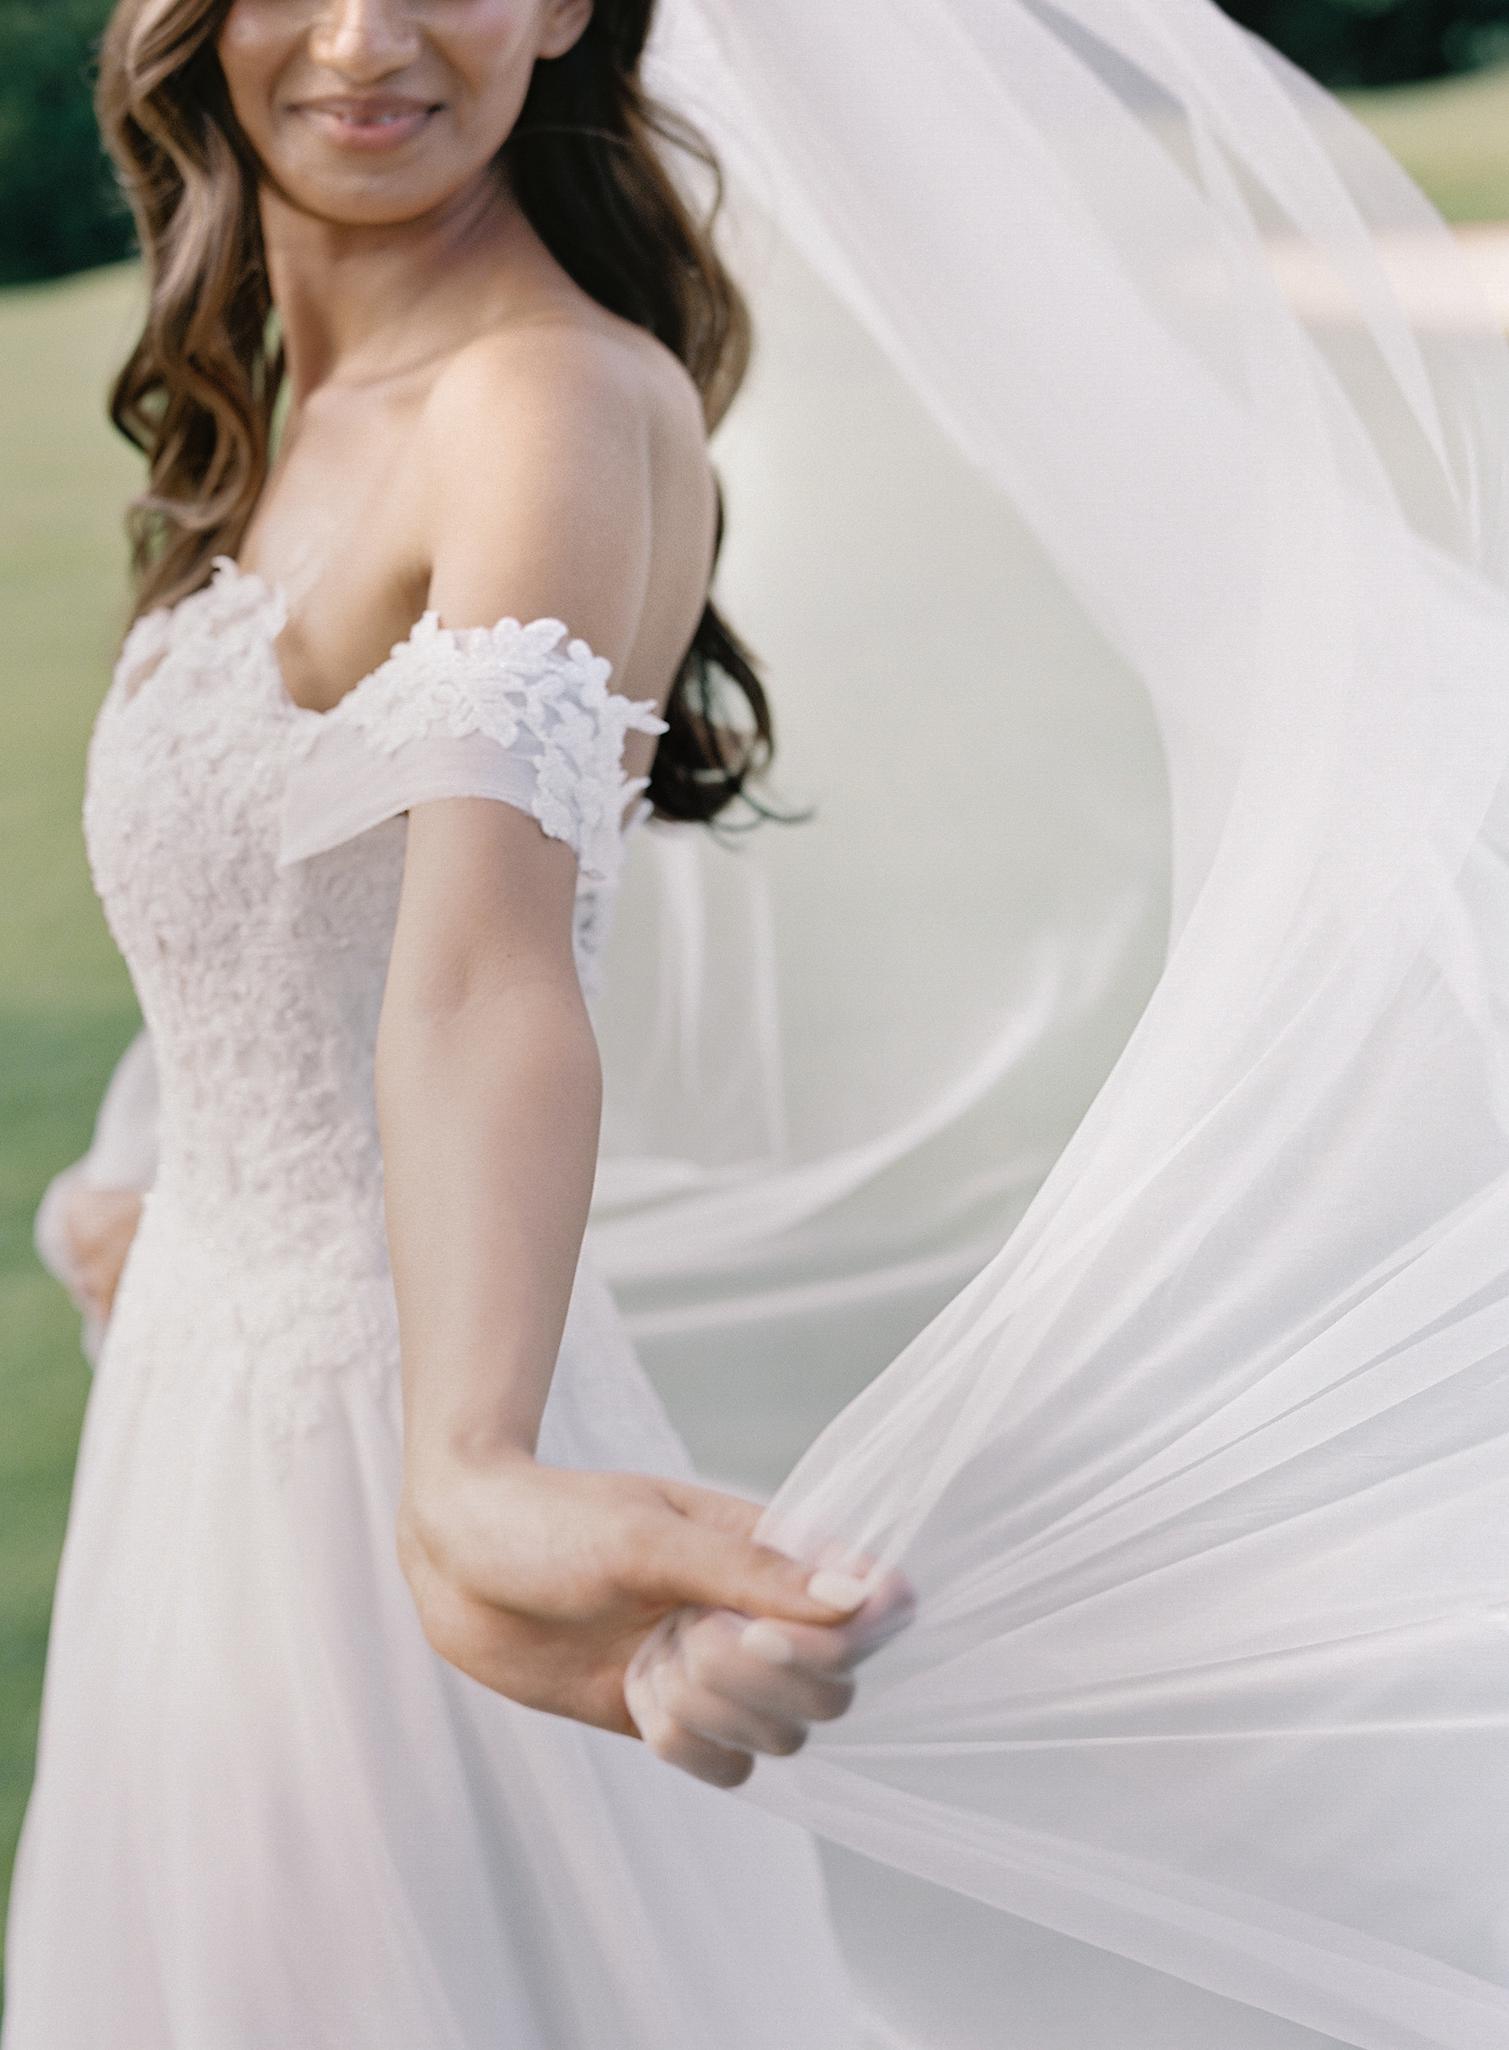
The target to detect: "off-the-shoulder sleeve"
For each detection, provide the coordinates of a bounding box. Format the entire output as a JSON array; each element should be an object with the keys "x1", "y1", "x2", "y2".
[{"x1": 275, "y1": 613, "x2": 668, "y2": 884}]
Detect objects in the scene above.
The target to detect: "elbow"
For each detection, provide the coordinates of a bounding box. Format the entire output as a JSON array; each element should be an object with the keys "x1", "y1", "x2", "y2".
[
  {"x1": 376, "y1": 961, "x2": 602, "y2": 1106},
  {"x1": 386, "y1": 932, "x2": 587, "y2": 1028}
]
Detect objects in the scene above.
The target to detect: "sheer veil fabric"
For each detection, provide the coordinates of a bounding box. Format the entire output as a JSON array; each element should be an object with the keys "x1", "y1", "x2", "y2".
[
  {"x1": 36, "y1": 5, "x2": 1509, "y2": 2043},
  {"x1": 591, "y1": 4, "x2": 1509, "y2": 2045}
]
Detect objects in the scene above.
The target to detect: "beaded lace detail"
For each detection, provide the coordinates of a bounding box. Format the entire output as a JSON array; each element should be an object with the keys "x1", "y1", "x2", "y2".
[{"x1": 83, "y1": 555, "x2": 669, "y2": 1460}]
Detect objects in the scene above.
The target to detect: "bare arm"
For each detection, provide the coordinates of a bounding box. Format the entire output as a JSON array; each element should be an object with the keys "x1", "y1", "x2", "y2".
[
  {"x1": 383, "y1": 324, "x2": 654, "y2": 1474},
  {"x1": 380, "y1": 327, "x2": 907, "y2": 1781},
  {"x1": 380, "y1": 804, "x2": 600, "y2": 1473}
]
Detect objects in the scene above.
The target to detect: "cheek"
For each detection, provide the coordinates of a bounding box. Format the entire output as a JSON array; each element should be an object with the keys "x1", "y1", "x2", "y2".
[
  {"x1": 444, "y1": 2, "x2": 545, "y2": 107},
  {"x1": 211, "y1": 0, "x2": 553, "y2": 198},
  {"x1": 215, "y1": 7, "x2": 299, "y2": 132}
]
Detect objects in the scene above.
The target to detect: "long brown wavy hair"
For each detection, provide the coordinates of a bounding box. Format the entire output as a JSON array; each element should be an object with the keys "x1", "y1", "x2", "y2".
[{"x1": 94, "y1": 0, "x2": 777, "y2": 826}]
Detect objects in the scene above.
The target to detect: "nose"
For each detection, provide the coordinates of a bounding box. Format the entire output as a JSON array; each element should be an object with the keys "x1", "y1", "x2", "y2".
[{"x1": 307, "y1": 0, "x2": 422, "y2": 78}]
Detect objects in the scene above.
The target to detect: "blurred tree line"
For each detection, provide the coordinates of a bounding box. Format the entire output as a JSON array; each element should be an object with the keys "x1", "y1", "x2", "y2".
[
  {"x1": 0, "y1": 0, "x2": 127, "y2": 286},
  {"x1": 1222, "y1": 0, "x2": 1509, "y2": 84},
  {"x1": 2, "y1": 0, "x2": 1509, "y2": 287}
]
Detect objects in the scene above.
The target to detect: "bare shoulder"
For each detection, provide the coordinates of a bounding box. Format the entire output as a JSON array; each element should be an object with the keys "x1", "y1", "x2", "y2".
[
  {"x1": 420, "y1": 312, "x2": 709, "y2": 494},
  {"x1": 412, "y1": 311, "x2": 714, "y2": 674}
]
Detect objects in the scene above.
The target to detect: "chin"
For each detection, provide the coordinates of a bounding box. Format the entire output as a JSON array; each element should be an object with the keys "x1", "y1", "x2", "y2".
[{"x1": 278, "y1": 168, "x2": 463, "y2": 229}]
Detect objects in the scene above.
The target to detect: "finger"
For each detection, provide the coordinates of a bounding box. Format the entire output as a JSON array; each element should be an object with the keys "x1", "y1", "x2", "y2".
[
  {"x1": 626, "y1": 1638, "x2": 755, "y2": 1789},
  {"x1": 703, "y1": 1651, "x2": 855, "y2": 1726},
  {"x1": 639, "y1": 1628, "x2": 791, "y2": 1770},
  {"x1": 736, "y1": 1570, "x2": 918, "y2": 1678},
  {"x1": 638, "y1": 1705, "x2": 756, "y2": 1788},
  {"x1": 654, "y1": 1477, "x2": 767, "y2": 1538},
  {"x1": 650, "y1": 1484, "x2": 909, "y2": 1627},
  {"x1": 672, "y1": 1609, "x2": 856, "y2": 1724},
  {"x1": 645, "y1": 1519, "x2": 876, "y2": 1629},
  {"x1": 656, "y1": 1664, "x2": 810, "y2": 1758}
]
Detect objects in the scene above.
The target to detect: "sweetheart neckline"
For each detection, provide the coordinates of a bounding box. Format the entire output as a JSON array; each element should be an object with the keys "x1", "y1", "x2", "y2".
[{"x1": 118, "y1": 554, "x2": 659, "y2": 729}]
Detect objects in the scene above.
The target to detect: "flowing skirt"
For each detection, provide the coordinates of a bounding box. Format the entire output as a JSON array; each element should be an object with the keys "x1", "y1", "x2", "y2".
[{"x1": 2, "y1": 1188, "x2": 866, "y2": 2049}]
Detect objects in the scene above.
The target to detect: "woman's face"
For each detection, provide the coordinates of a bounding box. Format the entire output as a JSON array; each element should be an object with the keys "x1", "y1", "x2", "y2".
[{"x1": 216, "y1": 0, "x2": 594, "y2": 224}]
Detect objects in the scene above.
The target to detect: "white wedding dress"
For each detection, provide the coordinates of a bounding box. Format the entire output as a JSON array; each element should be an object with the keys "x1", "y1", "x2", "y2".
[
  {"x1": 16, "y1": 6, "x2": 1509, "y2": 2041},
  {"x1": 0, "y1": 556, "x2": 870, "y2": 2050}
]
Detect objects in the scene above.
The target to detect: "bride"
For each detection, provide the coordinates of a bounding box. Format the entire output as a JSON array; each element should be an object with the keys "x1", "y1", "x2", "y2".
[
  {"x1": 16, "y1": 1, "x2": 1509, "y2": 2046},
  {"x1": 2, "y1": 1, "x2": 909, "y2": 2043}
]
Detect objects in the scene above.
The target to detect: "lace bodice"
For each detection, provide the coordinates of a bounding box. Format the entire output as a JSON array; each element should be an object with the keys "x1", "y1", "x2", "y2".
[{"x1": 82, "y1": 556, "x2": 667, "y2": 1448}]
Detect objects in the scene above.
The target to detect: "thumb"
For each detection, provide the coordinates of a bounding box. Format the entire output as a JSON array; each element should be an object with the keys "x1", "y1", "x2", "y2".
[{"x1": 649, "y1": 1512, "x2": 871, "y2": 1626}]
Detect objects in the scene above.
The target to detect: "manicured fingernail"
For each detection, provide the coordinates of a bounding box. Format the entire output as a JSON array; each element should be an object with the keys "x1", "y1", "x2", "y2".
[
  {"x1": 741, "y1": 1620, "x2": 798, "y2": 1666},
  {"x1": 806, "y1": 1570, "x2": 869, "y2": 1613}
]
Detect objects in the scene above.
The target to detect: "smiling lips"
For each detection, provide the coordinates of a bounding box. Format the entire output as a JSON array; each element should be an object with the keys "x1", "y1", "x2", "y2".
[{"x1": 296, "y1": 95, "x2": 442, "y2": 148}]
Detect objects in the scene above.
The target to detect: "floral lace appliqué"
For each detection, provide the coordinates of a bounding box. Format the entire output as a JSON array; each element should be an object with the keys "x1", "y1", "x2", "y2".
[
  {"x1": 289, "y1": 607, "x2": 668, "y2": 888},
  {"x1": 83, "y1": 557, "x2": 672, "y2": 1464}
]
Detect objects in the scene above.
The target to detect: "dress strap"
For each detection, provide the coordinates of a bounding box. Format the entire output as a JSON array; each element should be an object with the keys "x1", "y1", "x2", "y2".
[{"x1": 276, "y1": 613, "x2": 668, "y2": 883}]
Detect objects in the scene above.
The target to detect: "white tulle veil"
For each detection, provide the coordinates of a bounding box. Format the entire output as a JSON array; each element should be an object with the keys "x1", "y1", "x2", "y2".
[{"x1": 590, "y1": 3, "x2": 1509, "y2": 2045}]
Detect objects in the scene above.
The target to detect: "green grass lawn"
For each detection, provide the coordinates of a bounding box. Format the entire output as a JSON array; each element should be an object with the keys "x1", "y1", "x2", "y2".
[
  {"x1": 1, "y1": 57, "x2": 1508, "y2": 1981},
  {"x1": 0, "y1": 258, "x2": 150, "y2": 1949},
  {"x1": 1347, "y1": 61, "x2": 1509, "y2": 221}
]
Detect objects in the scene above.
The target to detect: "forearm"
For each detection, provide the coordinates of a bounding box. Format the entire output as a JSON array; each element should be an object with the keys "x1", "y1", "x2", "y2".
[
  {"x1": 373, "y1": 912, "x2": 902, "y2": 1774},
  {"x1": 376, "y1": 968, "x2": 602, "y2": 1479}
]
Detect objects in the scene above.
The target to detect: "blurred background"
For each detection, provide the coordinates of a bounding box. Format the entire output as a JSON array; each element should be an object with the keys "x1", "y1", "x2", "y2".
[{"x1": 4, "y1": 0, "x2": 1509, "y2": 1954}]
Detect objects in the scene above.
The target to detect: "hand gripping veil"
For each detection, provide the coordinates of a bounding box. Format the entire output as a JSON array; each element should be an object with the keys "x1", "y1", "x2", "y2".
[{"x1": 591, "y1": 3, "x2": 1509, "y2": 2045}]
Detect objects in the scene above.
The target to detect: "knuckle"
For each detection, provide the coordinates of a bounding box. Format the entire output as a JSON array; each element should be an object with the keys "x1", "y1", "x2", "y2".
[
  {"x1": 765, "y1": 1720, "x2": 809, "y2": 1757},
  {"x1": 607, "y1": 1512, "x2": 670, "y2": 1597},
  {"x1": 684, "y1": 1633, "x2": 722, "y2": 1690},
  {"x1": 644, "y1": 1722, "x2": 683, "y2": 1766},
  {"x1": 710, "y1": 1749, "x2": 756, "y2": 1789},
  {"x1": 654, "y1": 1669, "x2": 693, "y2": 1725},
  {"x1": 809, "y1": 1680, "x2": 857, "y2": 1721}
]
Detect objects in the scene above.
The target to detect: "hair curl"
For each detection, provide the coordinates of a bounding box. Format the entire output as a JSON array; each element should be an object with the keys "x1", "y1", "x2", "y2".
[{"x1": 94, "y1": 0, "x2": 781, "y2": 826}]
